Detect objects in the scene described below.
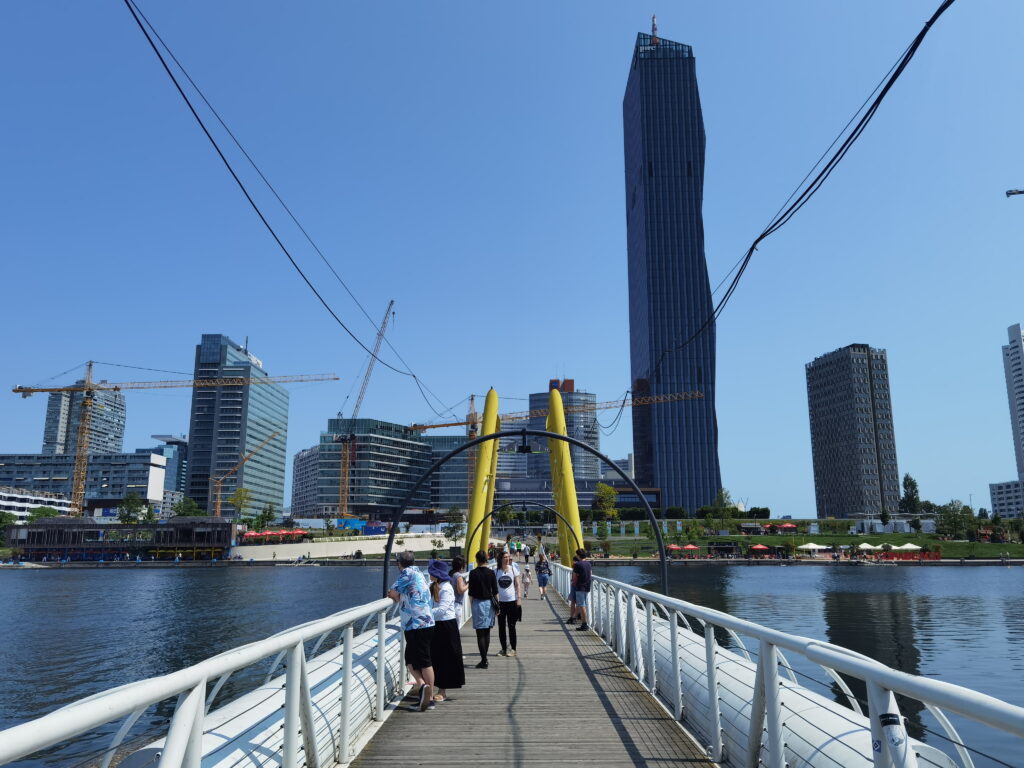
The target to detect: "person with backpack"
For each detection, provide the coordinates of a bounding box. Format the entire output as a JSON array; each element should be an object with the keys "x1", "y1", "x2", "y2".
[{"x1": 534, "y1": 554, "x2": 551, "y2": 601}]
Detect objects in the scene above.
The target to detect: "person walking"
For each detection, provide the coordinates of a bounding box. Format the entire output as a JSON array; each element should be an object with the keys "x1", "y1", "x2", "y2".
[
  {"x1": 427, "y1": 560, "x2": 465, "y2": 702},
  {"x1": 534, "y1": 554, "x2": 551, "y2": 600},
  {"x1": 449, "y1": 555, "x2": 468, "y2": 620},
  {"x1": 495, "y1": 550, "x2": 522, "y2": 657},
  {"x1": 522, "y1": 564, "x2": 532, "y2": 598},
  {"x1": 468, "y1": 550, "x2": 499, "y2": 668},
  {"x1": 387, "y1": 551, "x2": 436, "y2": 711},
  {"x1": 566, "y1": 554, "x2": 579, "y2": 623},
  {"x1": 572, "y1": 548, "x2": 593, "y2": 631}
]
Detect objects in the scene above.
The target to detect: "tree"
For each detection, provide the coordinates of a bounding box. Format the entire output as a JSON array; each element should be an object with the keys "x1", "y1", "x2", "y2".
[
  {"x1": 441, "y1": 507, "x2": 466, "y2": 544},
  {"x1": 879, "y1": 509, "x2": 891, "y2": 527},
  {"x1": 909, "y1": 517, "x2": 922, "y2": 533},
  {"x1": 593, "y1": 483, "x2": 619, "y2": 521},
  {"x1": 172, "y1": 497, "x2": 204, "y2": 517},
  {"x1": 27, "y1": 506, "x2": 61, "y2": 522},
  {"x1": 227, "y1": 488, "x2": 252, "y2": 520},
  {"x1": 714, "y1": 488, "x2": 733, "y2": 508},
  {"x1": 977, "y1": 508, "x2": 989, "y2": 520},
  {"x1": 899, "y1": 474, "x2": 921, "y2": 517},
  {"x1": 117, "y1": 493, "x2": 145, "y2": 525},
  {"x1": 142, "y1": 506, "x2": 158, "y2": 523},
  {"x1": 0, "y1": 510, "x2": 16, "y2": 545}
]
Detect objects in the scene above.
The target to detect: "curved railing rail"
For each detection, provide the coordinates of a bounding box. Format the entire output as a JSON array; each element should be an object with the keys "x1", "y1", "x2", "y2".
[
  {"x1": 0, "y1": 597, "x2": 426, "y2": 768},
  {"x1": 552, "y1": 564, "x2": 1024, "y2": 768}
]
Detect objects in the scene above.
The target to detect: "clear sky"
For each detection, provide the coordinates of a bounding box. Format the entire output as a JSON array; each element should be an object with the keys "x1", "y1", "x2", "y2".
[{"x1": 2, "y1": 1, "x2": 1022, "y2": 516}]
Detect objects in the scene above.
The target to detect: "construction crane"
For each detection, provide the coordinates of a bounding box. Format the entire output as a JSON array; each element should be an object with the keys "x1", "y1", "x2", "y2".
[
  {"x1": 212, "y1": 431, "x2": 280, "y2": 517},
  {"x1": 13, "y1": 362, "x2": 339, "y2": 515},
  {"x1": 335, "y1": 300, "x2": 395, "y2": 517},
  {"x1": 408, "y1": 389, "x2": 705, "y2": 432}
]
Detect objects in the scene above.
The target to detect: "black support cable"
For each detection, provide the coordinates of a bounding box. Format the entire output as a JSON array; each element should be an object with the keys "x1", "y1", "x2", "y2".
[
  {"x1": 121, "y1": 0, "x2": 412, "y2": 378},
  {"x1": 649, "y1": 0, "x2": 957, "y2": 384}
]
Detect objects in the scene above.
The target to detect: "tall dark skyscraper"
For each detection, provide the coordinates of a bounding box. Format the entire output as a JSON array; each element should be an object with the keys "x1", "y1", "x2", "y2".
[{"x1": 623, "y1": 31, "x2": 721, "y2": 513}]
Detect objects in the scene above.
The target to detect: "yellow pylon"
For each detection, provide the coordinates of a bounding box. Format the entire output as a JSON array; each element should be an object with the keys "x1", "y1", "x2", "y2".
[
  {"x1": 465, "y1": 388, "x2": 499, "y2": 559},
  {"x1": 547, "y1": 388, "x2": 585, "y2": 564}
]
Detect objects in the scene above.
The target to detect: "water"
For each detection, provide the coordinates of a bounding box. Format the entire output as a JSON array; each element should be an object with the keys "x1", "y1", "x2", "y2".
[
  {"x1": 600, "y1": 563, "x2": 1024, "y2": 768},
  {"x1": 1, "y1": 565, "x2": 1022, "y2": 767}
]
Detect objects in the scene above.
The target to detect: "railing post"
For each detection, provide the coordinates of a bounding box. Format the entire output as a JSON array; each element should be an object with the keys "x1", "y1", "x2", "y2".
[
  {"x1": 866, "y1": 679, "x2": 914, "y2": 768},
  {"x1": 626, "y1": 594, "x2": 637, "y2": 672},
  {"x1": 645, "y1": 599, "x2": 656, "y2": 693},
  {"x1": 299, "y1": 650, "x2": 321, "y2": 768},
  {"x1": 746, "y1": 654, "x2": 766, "y2": 768},
  {"x1": 339, "y1": 624, "x2": 354, "y2": 763},
  {"x1": 760, "y1": 639, "x2": 784, "y2": 768},
  {"x1": 613, "y1": 587, "x2": 623, "y2": 659},
  {"x1": 375, "y1": 611, "x2": 386, "y2": 721},
  {"x1": 283, "y1": 643, "x2": 303, "y2": 768},
  {"x1": 670, "y1": 610, "x2": 683, "y2": 720},
  {"x1": 399, "y1": 620, "x2": 407, "y2": 692},
  {"x1": 158, "y1": 680, "x2": 205, "y2": 768},
  {"x1": 704, "y1": 623, "x2": 723, "y2": 762},
  {"x1": 603, "y1": 583, "x2": 612, "y2": 644}
]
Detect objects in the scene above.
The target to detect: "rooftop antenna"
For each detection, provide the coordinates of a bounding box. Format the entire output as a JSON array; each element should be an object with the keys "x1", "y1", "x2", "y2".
[{"x1": 651, "y1": 14, "x2": 659, "y2": 44}]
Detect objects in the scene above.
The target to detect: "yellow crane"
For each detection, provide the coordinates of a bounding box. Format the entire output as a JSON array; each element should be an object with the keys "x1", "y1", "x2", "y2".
[
  {"x1": 408, "y1": 389, "x2": 705, "y2": 432},
  {"x1": 212, "y1": 430, "x2": 280, "y2": 517},
  {"x1": 13, "y1": 362, "x2": 339, "y2": 515}
]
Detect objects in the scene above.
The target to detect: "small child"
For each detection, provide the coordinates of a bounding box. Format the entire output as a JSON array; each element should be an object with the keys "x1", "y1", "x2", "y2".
[{"x1": 522, "y1": 565, "x2": 532, "y2": 598}]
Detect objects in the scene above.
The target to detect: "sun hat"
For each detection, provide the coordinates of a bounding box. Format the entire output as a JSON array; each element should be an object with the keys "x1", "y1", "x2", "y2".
[{"x1": 427, "y1": 559, "x2": 450, "y2": 582}]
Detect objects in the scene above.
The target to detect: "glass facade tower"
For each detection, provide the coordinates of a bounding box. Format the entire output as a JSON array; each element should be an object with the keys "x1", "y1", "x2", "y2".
[
  {"x1": 42, "y1": 382, "x2": 126, "y2": 456},
  {"x1": 623, "y1": 32, "x2": 721, "y2": 513},
  {"x1": 185, "y1": 335, "x2": 288, "y2": 515},
  {"x1": 526, "y1": 379, "x2": 600, "y2": 481}
]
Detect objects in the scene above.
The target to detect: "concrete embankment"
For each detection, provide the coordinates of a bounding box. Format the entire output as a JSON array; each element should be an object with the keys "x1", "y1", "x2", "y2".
[{"x1": 230, "y1": 532, "x2": 447, "y2": 561}]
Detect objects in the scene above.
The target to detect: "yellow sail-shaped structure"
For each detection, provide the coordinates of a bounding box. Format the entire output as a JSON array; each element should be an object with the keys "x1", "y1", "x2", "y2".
[
  {"x1": 547, "y1": 388, "x2": 585, "y2": 564},
  {"x1": 465, "y1": 388, "x2": 499, "y2": 559}
]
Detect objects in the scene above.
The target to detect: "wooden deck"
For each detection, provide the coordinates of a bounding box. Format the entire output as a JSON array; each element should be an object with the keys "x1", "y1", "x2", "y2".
[{"x1": 351, "y1": 590, "x2": 716, "y2": 767}]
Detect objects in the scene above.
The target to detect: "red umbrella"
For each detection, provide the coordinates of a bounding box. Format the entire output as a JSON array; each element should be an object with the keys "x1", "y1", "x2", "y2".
[
  {"x1": 751, "y1": 544, "x2": 769, "y2": 550},
  {"x1": 242, "y1": 531, "x2": 259, "y2": 537},
  {"x1": 780, "y1": 523, "x2": 797, "y2": 528},
  {"x1": 667, "y1": 544, "x2": 682, "y2": 550},
  {"x1": 290, "y1": 529, "x2": 307, "y2": 535},
  {"x1": 683, "y1": 544, "x2": 699, "y2": 550}
]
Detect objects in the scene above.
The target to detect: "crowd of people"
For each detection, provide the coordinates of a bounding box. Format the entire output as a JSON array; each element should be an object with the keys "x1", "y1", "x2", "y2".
[{"x1": 387, "y1": 540, "x2": 592, "y2": 712}]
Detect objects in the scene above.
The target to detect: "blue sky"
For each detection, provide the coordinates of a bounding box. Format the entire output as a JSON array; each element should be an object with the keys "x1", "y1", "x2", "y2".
[{"x1": 2, "y1": 1, "x2": 1022, "y2": 515}]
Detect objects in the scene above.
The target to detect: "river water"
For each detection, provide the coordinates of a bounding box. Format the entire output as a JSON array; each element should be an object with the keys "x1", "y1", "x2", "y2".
[{"x1": 1, "y1": 564, "x2": 1021, "y2": 767}]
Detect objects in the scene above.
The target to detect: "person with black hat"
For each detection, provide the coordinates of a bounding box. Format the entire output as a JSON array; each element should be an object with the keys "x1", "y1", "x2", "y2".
[{"x1": 428, "y1": 559, "x2": 465, "y2": 702}]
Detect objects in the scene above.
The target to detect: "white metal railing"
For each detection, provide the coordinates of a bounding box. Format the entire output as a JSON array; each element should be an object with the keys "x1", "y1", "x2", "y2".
[
  {"x1": 553, "y1": 564, "x2": 1024, "y2": 768},
  {"x1": 0, "y1": 598, "x2": 409, "y2": 768}
]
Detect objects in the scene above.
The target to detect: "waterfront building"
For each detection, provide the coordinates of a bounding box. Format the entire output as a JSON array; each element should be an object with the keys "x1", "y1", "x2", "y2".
[
  {"x1": 185, "y1": 335, "x2": 288, "y2": 516},
  {"x1": 623, "y1": 31, "x2": 722, "y2": 514},
  {"x1": 526, "y1": 379, "x2": 600, "y2": 481},
  {"x1": 423, "y1": 434, "x2": 470, "y2": 511},
  {"x1": 42, "y1": 380, "x2": 126, "y2": 455},
  {"x1": 0, "y1": 453, "x2": 166, "y2": 510},
  {"x1": 492, "y1": 476, "x2": 660, "y2": 513},
  {"x1": 601, "y1": 454, "x2": 635, "y2": 481},
  {"x1": 290, "y1": 445, "x2": 320, "y2": 518},
  {"x1": 0, "y1": 486, "x2": 73, "y2": 522},
  {"x1": 317, "y1": 418, "x2": 431, "y2": 517},
  {"x1": 805, "y1": 344, "x2": 900, "y2": 519},
  {"x1": 1002, "y1": 324, "x2": 1024, "y2": 480},
  {"x1": 495, "y1": 434, "x2": 528, "y2": 478},
  {"x1": 989, "y1": 480, "x2": 1024, "y2": 519}
]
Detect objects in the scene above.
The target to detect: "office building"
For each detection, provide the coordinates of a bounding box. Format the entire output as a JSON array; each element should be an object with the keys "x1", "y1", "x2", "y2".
[
  {"x1": 1002, "y1": 324, "x2": 1024, "y2": 480},
  {"x1": 623, "y1": 30, "x2": 721, "y2": 513},
  {"x1": 0, "y1": 453, "x2": 166, "y2": 510},
  {"x1": 423, "y1": 434, "x2": 470, "y2": 511},
  {"x1": 137, "y1": 435, "x2": 188, "y2": 495},
  {"x1": 290, "y1": 445, "x2": 320, "y2": 518},
  {"x1": 805, "y1": 344, "x2": 900, "y2": 518},
  {"x1": 317, "y1": 418, "x2": 431, "y2": 517},
  {"x1": 0, "y1": 486, "x2": 73, "y2": 522},
  {"x1": 601, "y1": 454, "x2": 635, "y2": 481},
  {"x1": 526, "y1": 379, "x2": 600, "y2": 481},
  {"x1": 42, "y1": 381, "x2": 126, "y2": 455},
  {"x1": 185, "y1": 335, "x2": 289, "y2": 516},
  {"x1": 989, "y1": 480, "x2": 1023, "y2": 519}
]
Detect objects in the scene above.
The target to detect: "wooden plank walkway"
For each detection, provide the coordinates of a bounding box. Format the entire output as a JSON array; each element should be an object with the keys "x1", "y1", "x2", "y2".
[{"x1": 351, "y1": 590, "x2": 716, "y2": 767}]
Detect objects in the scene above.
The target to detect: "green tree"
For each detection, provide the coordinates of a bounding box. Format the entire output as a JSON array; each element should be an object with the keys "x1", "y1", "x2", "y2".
[
  {"x1": 0, "y1": 510, "x2": 17, "y2": 545},
  {"x1": 494, "y1": 502, "x2": 514, "y2": 527},
  {"x1": 441, "y1": 507, "x2": 466, "y2": 544},
  {"x1": 714, "y1": 488, "x2": 733, "y2": 508},
  {"x1": 592, "y1": 483, "x2": 619, "y2": 521},
  {"x1": 909, "y1": 517, "x2": 922, "y2": 533},
  {"x1": 142, "y1": 506, "x2": 158, "y2": 523},
  {"x1": 117, "y1": 492, "x2": 145, "y2": 525},
  {"x1": 899, "y1": 474, "x2": 921, "y2": 516},
  {"x1": 879, "y1": 509, "x2": 891, "y2": 527},
  {"x1": 27, "y1": 506, "x2": 61, "y2": 522},
  {"x1": 227, "y1": 488, "x2": 252, "y2": 520},
  {"x1": 172, "y1": 497, "x2": 204, "y2": 517}
]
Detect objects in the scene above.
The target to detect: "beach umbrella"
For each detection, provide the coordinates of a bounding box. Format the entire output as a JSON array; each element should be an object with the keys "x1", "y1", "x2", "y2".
[
  {"x1": 667, "y1": 544, "x2": 682, "y2": 550},
  {"x1": 780, "y1": 523, "x2": 797, "y2": 528},
  {"x1": 683, "y1": 544, "x2": 699, "y2": 550},
  {"x1": 895, "y1": 543, "x2": 921, "y2": 550},
  {"x1": 751, "y1": 544, "x2": 769, "y2": 550},
  {"x1": 797, "y1": 542, "x2": 823, "y2": 550},
  {"x1": 857, "y1": 542, "x2": 878, "y2": 550},
  {"x1": 242, "y1": 531, "x2": 259, "y2": 537}
]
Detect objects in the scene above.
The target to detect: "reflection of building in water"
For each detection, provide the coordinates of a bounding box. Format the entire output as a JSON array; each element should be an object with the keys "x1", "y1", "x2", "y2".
[{"x1": 822, "y1": 576, "x2": 925, "y2": 736}]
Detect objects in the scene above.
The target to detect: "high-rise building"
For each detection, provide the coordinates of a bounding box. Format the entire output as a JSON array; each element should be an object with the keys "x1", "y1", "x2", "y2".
[
  {"x1": 0, "y1": 452, "x2": 166, "y2": 510},
  {"x1": 1002, "y1": 324, "x2": 1024, "y2": 480},
  {"x1": 290, "y1": 445, "x2": 320, "y2": 518},
  {"x1": 317, "y1": 418, "x2": 431, "y2": 517},
  {"x1": 805, "y1": 344, "x2": 900, "y2": 518},
  {"x1": 42, "y1": 382, "x2": 126, "y2": 455},
  {"x1": 138, "y1": 435, "x2": 188, "y2": 495},
  {"x1": 423, "y1": 434, "x2": 470, "y2": 511},
  {"x1": 185, "y1": 335, "x2": 288, "y2": 516},
  {"x1": 623, "y1": 31, "x2": 721, "y2": 514},
  {"x1": 526, "y1": 379, "x2": 600, "y2": 481}
]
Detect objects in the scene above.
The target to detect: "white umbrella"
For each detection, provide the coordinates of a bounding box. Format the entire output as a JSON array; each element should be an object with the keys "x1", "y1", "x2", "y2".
[
  {"x1": 797, "y1": 542, "x2": 827, "y2": 550},
  {"x1": 857, "y1": 543, "x2": 879, "y2": 551},
  {"x1": 895, "y1": 543, "x2": 922, "y2": 551}
]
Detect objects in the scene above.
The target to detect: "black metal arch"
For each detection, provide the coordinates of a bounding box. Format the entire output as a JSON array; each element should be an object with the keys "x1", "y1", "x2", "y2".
[
  {"x1": 465, "y1": 501, "x2": 583, "y2": 563},
  {"x1": 381, "y1": 428, "x2": 668, "y2": 595}
]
